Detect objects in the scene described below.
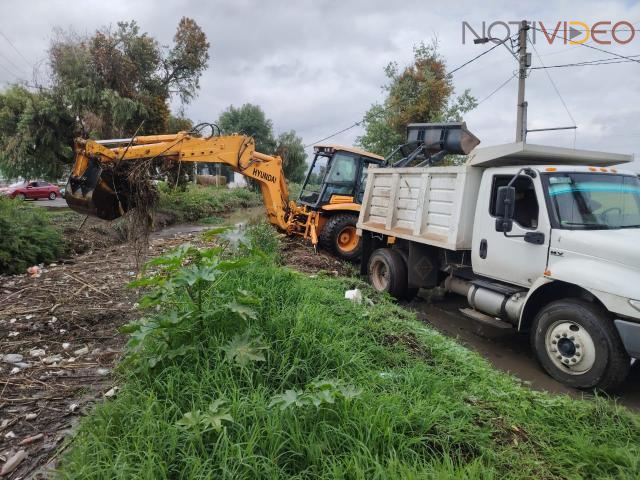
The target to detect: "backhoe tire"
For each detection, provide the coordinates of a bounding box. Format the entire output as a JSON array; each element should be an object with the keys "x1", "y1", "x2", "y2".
[
  {"x1": 368, "y1": 248, "x2": 408, "y2": 299},
  {"x1": 319, "y1": 213, "x2": 361, "y2": 261},
  {"x1": 530, "y1": 299, "x2": 630, "y2": 391}
]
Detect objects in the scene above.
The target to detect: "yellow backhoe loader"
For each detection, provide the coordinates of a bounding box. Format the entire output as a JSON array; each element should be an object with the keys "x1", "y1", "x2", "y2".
[{"x1": 65, "y1": 125, "x2": 384, "y2": 259}]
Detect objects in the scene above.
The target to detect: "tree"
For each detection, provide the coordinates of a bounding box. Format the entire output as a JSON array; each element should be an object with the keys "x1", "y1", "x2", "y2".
[
  {"x1": 0, "y1": 17, "x2": 209, "y2": 180},
  {"x1": 275, "y1": 130, "x2": 307, "y2": 183},
  {"x1": 167, "y1": 114, "x2": 193, "y2": 133},
  {"x1": 217, "y1": 104, "x2": 276, "y2": 154},
  {"x1": 357, "y1": 41, "x2": 477, "y2": 157},
  {"x1": 0, "y1": 85, "x2": 74, "y2": 180}
]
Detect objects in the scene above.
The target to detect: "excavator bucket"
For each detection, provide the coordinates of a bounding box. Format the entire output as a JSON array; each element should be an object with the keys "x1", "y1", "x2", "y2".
[{"x1": 65, "y1": 153, "x2": 135, "y2": 221}]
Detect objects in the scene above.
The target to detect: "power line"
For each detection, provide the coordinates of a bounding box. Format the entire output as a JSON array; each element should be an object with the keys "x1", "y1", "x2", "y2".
[
  {"x1": 531, "y1": 55, "x2": 640, "y2": 70},
  {"x1": 529, "y1": 40, "x2": 576, "y2": 127},
  {"x1": 447, "y1": 39, "x2": 507, "y2": 75},
  {"x1": 0, "y1": 50, "x2": 29, "y2": 78},
  {"x1": 0, "y1": 61, "x2": 24, "y2": 82},
  {"x1": 476, "y1": 72, "x2": 517, "y2": 105},
  {"x1": 304, "y1": 35, "x2": 515, "y2": 148},
  {"x1": 0, "y1": 31, "x2": 33, "y2": 69},
  {"x1": 530, "y1": 25, "x2": 640, "y2": 65}
]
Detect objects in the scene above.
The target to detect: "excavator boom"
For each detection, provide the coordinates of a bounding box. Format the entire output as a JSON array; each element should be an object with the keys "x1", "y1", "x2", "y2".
[{"x1": 66, "y1": 132, "x2": 292, "y2": 231}]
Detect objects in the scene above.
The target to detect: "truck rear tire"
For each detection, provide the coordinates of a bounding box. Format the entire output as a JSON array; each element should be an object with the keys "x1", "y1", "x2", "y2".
[
  {"x1": 368, "y1": 248, "x2": 408, "y2": 299},
  {"x1": 319, "y1": 213, "x2": 361, "y2": 261},
  {"x1": 530, "y1": 299, "x2": 630, "y2": 390}
]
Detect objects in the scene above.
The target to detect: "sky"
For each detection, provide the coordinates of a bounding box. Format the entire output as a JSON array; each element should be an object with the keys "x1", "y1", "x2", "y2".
[{"x1": 1, "y1": 0, "x2": 639, "y2": 170}]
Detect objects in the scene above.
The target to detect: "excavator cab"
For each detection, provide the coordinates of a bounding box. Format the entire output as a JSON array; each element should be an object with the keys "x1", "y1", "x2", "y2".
[{"x1": 297, "y1": 145, "x2": 384, "y2": 259}]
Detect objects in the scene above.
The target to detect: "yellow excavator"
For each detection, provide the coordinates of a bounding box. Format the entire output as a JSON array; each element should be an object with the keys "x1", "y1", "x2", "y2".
[{"x1": 65, "y1": 125, "x2": 384, "y2": 260}]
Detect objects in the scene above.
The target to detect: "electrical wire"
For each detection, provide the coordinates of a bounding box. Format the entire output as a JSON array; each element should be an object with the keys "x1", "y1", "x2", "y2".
[
  {"x1": 303, "y1": 34, "x2": 517, "y2": 148},
  {"x1": 0, "y1": 61, "x2": 23, "y2": 81},
  {"x1": 528, "y1": 39, "x2": 578, "y2": 147},
  {"x1": 447, "y1": 39, "x2": 507, "y2": 75},
  {"x1": 0, "y1": 31, "x2": 33, "y2": 69},
  {"x1": 529, "y1": 40, "x2": 576, "y2": 127},
  {"x1": 476, "y1": 72, "x2": 518, "y2": 105},
  {"x1": 0, "y1": 50, "x2": 29, "y2": 78},
  {"x1": 530, "y1": 25, "x2": 640, "y2": 65},
  {"x1": 531, "y1": 55, "x2": 640, "y2": 70}
]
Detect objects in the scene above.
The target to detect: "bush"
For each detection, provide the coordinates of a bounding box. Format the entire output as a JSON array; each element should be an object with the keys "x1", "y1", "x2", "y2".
[
  {"x1": 158, "y1": 184, "x2": 262, "y2": 222},
  {"x1": 0, "y1": 198, "x2": 65, "y2": 274}
]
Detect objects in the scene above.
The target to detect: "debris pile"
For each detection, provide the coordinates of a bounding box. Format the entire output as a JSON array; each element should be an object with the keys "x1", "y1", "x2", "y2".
[{"x1": 0, "y1": 230, "x2": 210, "y2": 478}]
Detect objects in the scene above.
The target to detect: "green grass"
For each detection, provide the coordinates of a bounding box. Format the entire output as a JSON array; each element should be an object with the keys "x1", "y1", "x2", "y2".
[
  {"x1": 158, "y1": 184, "x2": 263, "y2": 222},
  {"x1": 0, "y1": 197, "x2": 65, "y2": 274},
  {"x1": 56, "y1": 228, "x2": 640, "y2": 479}
]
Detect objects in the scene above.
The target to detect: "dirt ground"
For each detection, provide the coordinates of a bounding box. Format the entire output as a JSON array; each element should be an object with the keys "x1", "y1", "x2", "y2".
[
  {"x1": 0, "y1": 221, "x2": 354, "y2": 478},
  {"x1": 0, "y1": 227, "x2": 214, "y2": 478},
  {"x1": 279, "y1": 236, "x2": 355, "y2": 277}
]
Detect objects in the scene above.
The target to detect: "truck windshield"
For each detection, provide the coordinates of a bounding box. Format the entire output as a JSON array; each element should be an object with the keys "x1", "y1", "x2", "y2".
[{"x1": 545, "y1": 172, "x2": 640, "y2": 229}]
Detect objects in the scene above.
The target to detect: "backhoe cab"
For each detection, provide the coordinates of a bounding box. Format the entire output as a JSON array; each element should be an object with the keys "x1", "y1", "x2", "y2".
[{"x1": 298, "y1": 145, "x2": 384, "y2": 259}]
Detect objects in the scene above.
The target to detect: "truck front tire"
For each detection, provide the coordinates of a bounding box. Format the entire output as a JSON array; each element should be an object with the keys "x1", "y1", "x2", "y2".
[{"x1": 531, "y1": 299, "x2": 630, "y2": 390}]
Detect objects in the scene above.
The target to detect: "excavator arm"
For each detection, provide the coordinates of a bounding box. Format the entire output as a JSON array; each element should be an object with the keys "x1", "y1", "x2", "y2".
[{"x1": 66, "y1": 132, "x2": 293, "y2": 231}]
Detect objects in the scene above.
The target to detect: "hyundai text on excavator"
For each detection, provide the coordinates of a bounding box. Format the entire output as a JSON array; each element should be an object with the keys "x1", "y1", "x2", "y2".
[{"x1": 65, "y1": 125, "x2": 384, "y2": 259}]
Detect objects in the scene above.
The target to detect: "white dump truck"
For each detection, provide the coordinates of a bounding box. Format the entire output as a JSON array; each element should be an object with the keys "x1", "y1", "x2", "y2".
[{"x1": 357, "y1": 123, "x2": 640, "y2": 389}]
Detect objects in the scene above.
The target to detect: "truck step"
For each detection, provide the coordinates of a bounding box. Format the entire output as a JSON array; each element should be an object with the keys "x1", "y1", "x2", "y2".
[{"x1": 459, "y1": 308, "x2": 513, "y2": 329}]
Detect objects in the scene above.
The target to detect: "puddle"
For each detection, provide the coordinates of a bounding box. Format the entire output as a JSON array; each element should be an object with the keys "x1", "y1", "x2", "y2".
[{"x1": 152, "y1": 205, "x2": 266, "y2": 239}]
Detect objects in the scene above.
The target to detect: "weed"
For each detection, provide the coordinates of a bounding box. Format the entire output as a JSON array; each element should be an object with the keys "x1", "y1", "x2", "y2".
[{"x1": 58, "y1": 227, "x2": 640, "y2": 479}]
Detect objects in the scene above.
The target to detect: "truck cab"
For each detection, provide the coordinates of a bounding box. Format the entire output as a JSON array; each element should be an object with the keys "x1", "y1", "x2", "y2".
[{"x1": 358, "y1": 132, "x2": 640, "y2": 390}]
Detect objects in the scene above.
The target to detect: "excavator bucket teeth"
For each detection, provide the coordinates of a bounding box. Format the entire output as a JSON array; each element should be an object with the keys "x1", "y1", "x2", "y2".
[{"x1": 65, "y1": 156, "x2": 132, "y2": 221}]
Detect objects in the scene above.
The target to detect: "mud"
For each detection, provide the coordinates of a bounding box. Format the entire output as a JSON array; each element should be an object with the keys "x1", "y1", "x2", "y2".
[{"x1": 407, "y1": 295, "x2": 640, "y2": 411}]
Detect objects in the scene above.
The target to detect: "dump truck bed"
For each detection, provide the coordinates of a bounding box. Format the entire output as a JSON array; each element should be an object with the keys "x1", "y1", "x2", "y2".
[{"x1": 356, "y1": 165, "x2": 482, "y2": 250}]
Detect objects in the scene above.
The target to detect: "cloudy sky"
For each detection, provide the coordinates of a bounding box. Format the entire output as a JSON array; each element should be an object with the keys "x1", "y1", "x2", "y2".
[{"x1": 1, "y1": 0, "x2": 639, "y2": 170}]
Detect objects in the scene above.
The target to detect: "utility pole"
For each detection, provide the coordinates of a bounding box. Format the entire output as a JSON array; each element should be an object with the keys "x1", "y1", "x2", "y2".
[{"x1": 515, "y1": 20, "x2": 531, "y2": 143}]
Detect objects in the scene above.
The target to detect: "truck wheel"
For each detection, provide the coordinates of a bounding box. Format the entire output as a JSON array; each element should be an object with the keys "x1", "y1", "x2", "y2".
[
  {"x1": 319, "y1": 213, "x2": 361, "y2": 261},
  {"x1": 531, "y1": 299, "x2": 630, "y2": 390},
  {"x1": 368, "y1": 248, "x2": 408, "y2": 299}
]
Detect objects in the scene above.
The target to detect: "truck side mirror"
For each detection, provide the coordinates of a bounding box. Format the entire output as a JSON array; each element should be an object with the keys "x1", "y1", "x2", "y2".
[{"x1": 495, "y1": 186, "x2": 515, "y2": 233}]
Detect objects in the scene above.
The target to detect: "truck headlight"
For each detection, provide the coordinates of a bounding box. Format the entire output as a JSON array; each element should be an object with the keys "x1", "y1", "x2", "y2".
[{"x1": 630, "y1": 299, "x2": 640, "y2": 312}]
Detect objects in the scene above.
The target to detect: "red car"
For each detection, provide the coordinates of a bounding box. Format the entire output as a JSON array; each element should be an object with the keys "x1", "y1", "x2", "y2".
[{"x1": 0, "y1": 181, "x2": 61, "y2": 200}]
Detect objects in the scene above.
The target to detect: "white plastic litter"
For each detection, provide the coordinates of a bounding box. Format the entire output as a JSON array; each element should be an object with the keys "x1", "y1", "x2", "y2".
[
  {"x1": 73, "y1": 346, "x2": 89, "y2": 356},
  {"x1": 2, "y1": 354, "x2": 24, "y2": 364},
  {"x1": 344, "y1": 288, "x2": 363, "y2": 304}
]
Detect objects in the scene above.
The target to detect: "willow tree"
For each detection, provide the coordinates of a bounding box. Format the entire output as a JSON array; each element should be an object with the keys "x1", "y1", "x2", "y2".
[{"x1": 0, "y1": 17, "x2": 209, "y2": 180}]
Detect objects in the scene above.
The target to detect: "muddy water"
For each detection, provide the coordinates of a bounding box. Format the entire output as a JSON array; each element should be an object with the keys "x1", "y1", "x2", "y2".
[
  {"x1": 152, "y1": 205, "x2": 266, "y2": 239},
  {"x1": 407, "y1": 295, "x2": 640, "y2": 410}
]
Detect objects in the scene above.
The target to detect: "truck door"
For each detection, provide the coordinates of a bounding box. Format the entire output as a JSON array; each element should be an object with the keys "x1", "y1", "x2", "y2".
[{"x1": 471, "y1": 169, "x2": 551, "y2": 287}]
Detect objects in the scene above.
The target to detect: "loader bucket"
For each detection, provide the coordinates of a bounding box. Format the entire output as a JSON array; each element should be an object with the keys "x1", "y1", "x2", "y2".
[
  {"x1": 406, "y1": 122, "x2": 480, "y2": 155},
  {"x1": 65, "y1": 155, "x2": 134, "y2": 221}
]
